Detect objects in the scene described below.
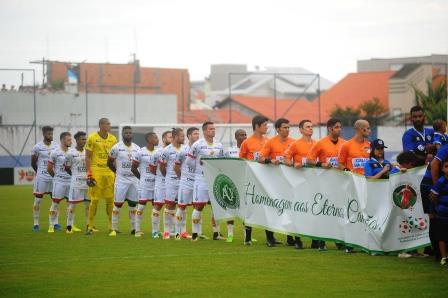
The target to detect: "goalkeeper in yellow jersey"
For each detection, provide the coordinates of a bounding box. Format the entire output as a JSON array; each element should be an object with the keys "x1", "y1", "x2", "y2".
[{"x1": 85, "y1": 118, "x2": 117, "y2": 234}]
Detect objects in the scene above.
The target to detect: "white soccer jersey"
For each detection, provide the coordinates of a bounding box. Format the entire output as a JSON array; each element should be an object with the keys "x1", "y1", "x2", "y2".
[
  {"x1": 176, "y1": 145, "x2": 195, "y2": 188},
  {"x1": 133, "y1": 146, "x2": 156, "y2": 188},
  {"x1": 153, "y1": 147, "x2": 166, "y2": 189},
  {"x1": 49, "y1": 146, "x2": 71, "y2": 184},
  {"x1": 65, "y1": 148, "x2": 87, "y2": 190},
  {"x1": 109, "y1": 141, "x2": 140, "y2": 184},
  {"x1": 188, "y1": 138, "x2": 224, "y2": 181},
  {"x1": 225, "y1": 146, "x2": 240, "y2": 158},
  {"x1": 160, "y1": 144, "x2": 183, "y2": 183},
  {"x1": 31, "y1": 141, "x2": 58, "y2": 180}
]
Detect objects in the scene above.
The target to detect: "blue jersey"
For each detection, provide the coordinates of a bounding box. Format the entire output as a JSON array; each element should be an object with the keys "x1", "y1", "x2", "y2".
[
  {"x1": 423, "y1": 144, "x2": 448, "y2": 181},
  {"x1": 433, "y1": 132, "x2": 448, "y2": 146},
  {"x1": 430, "y1": 176, "x2": 448, "y2": 217},
  {"x1": 402, "y1": 127, "x2": 434, "y2": 152},
  {"x1": 364, "y1": 158, "x2": 399, "y2": 179}
]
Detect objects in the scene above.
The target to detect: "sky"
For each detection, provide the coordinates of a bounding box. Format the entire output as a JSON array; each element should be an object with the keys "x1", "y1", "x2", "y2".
[{"x1": 0, "y1": 0, "x2": 447, "y2": 86}]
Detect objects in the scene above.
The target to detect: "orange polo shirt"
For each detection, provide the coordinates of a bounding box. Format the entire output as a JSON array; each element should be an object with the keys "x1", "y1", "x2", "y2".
[
  {"x1": 239, "y1": 135, "x2": 268, "y2": 161},
  {"x1": 260, "y1": 135, "x2": 295, "y2": 163},
  {"x1": 307, "y1": 136, "x2": 345, "y2": 167},
  {"x1": 338, "y1": 138, "x2": 371, "y2": 175},
  {"x1": 285, "y1": 138, "x2": 316, "y2": 165}
]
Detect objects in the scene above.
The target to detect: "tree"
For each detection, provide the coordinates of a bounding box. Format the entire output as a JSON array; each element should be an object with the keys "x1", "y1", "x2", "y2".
[
  {"x1": 413, "y1": 79, "x2": 447, "y2": 123},
  {"x1": 330, "y1": 105, "x2": 360, "y2": 126},
  {"x1": 359, "y1": 97, "x2": 387, "y2": 125}
]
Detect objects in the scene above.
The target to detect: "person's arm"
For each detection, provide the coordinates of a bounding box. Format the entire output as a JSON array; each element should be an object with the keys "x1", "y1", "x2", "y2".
[
  {"x1": 239, "y1": 141, "x2": 248, "y2": 159},
  {"x1": 429, "y1": 179, "x2": 442, "y2": 203},
  {"x1": 31, "y1": 155, "x2": 38, "y2": 172},
  {"x1": 131, "y1": 160, "x2": 140, "y2": 179},
  {"x1": 338, "y1": 144, "x2": 348, "y2": 171},
  {"x1": 431, "y1": 157, "x2": 441, "y2": 185},
  {"x1": 47, "y1": 152, "x2": 55, "y2": 177},
  {"x1": 64, "y1": 154, "x2": 72, "y2": 176},
  {"x1": 284, "y1": 145, "x2": 295, "y2": 167},
  {"x1": 402, "y1": 130, "x2": 413, "y2": 152},
  {"x1": 107, "y1": 145, "x2": 118, "y2": 173},
  {"x1": 365, "y1": 163, "x2": 390, "y2": 179},
  {"x1": 174, "y1": 162, "x2": 181, "y2": 178},
  {"x1": 259, "y1": 140, "x2": 273, "y2": 164},
  {"x1": 159, "y1": 149, "x2": 168, "y2": 177}
]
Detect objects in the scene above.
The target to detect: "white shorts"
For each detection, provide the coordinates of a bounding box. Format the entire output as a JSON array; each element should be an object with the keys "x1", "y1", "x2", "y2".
[
  {"x1": 68, "y1": 186, "x2": 89, "y2": 203},
  {"x1": 193, "y1": 179, "x2": 210, "y2": 205},
  {"x1": 153, "y1": 184, "x2": 166, "y2": 205},
  {"x1": 33, "y1": 177, "x2": 53, "y2": 195},
  {"x1": 165, "y1": 178, "x2": 180, "y2": 203},
  {"x1": 114, "y1": 182, "x2": 138, "y2": 203},
  {"x1": 52, "y1": 181, "x2": 70, "y2": 199},
  {"x1": 178, "y1": 185, "x2": 193, "y2": 207}
]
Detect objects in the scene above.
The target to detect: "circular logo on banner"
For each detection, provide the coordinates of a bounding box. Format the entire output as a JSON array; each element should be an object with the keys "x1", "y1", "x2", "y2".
[
  {"x1": 213, "y1": 174, "x2": 240, "y2": 210},
  {"x1": 392, "y1": 184, "x2": 417, "y2": 209}
]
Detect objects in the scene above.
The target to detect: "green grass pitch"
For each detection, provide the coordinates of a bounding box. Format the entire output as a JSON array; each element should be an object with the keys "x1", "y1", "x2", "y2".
[{"x1": 0, "y1": 185, "x2": 446, "y2": 297}]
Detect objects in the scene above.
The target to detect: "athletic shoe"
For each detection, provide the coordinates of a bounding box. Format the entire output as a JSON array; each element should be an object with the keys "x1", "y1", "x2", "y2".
[
  {"x1": 163, "y1": 231, "x2": 170, "y2": 239},
  {"x1": 48, "y1": 227, "x2": 54, "y2": 233},
  {"x1": 66, "y1": 229, "x2": 73, "y2": 234},
  {"x1": 175, "y1": 233, "x2": 181, "y2": 240},
  {"x1": 135, "y1": 231, "x2": 144, "y2": 238},
  {"x1": 398, "y1": 252, "x2": 412, "y2": 258},
  {"x1": 72, "y1": 225, "x2": 82, "y2": 232},
  {"x1": 109, "y1": 230, "x2": 117, "y2": 237},
  {"x1": 294, "y1": 240, "x2": 304, "y2": 250},
  {"x1": 318, "y1": 241, "x2": 327, "y2": 251},
  {"x1": 213, "y1": 232, "x2": 226, "y2": 240},
  {"x1": 90, "y1": 227, "x2": 100, "y2": 232},
  {"x1": 54, "y1": 224, "x2": 62, "y2": 231},
  {"x1": 152, "y1": 232, "x2": 161, "y2": 239},
  {"x1": 251, "y1": 238, "x2": 258, "y2": 242},
  {"x1": 440, "y1": 257, "x2": 447, "y2": 266},
  {"x1": 286, "y1": 236, "x2": 295, "y2": 246},
  {"x1": 198, "y1": 234, "x2": 209, "y2": 240},
  {"x1": 33, "y1": 225, "x2": 39, "y2": 232},
  {"x1": 266, "y1": 240, "x2": 276, "y2": 247},
  {"x1": 191, "y1": 233, "x2": 199, "y2": 242},
  {"x1": 226, "y1": 235, "x2": 234, "y2": 243},
  {"x1": 131, "y1": 229, "x2": 136, "y2": 235},
  {"x1": 244, "y1": 240, "x2": 252, "y2": 246},
  {"x1": 345, "y1": 247, "x2": 354, "y2": 253},
  {"x1": 85, "y1": 229, "x2": 93, "y2": 235},
  {"x1": 180, "y1": 232, "x2": 191, "y2": 239},
  {"x1": 273, "y1": 239, "x2": 282, "y2": 245}
]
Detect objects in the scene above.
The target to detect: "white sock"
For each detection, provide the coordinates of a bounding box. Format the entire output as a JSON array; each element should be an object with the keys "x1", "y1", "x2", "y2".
[
  {"x1": 181, "y1": 209, "x2": 187, "y2": 233},
  {"x1": 49, "y1": 202, "x2": 59, "y2": 227},
  {"x1": 33, "y1": 197, "x2": 41, "y2": 226},
  {"x1": 112, "y1": 205, "x2": 121, "y2": 231},
  {"x1": 128, "y1": 205, "x2": 137, "y2": 231},
  {"x1": 192, "y1": 209, "x2": 201, "y2": 234},
  {"x1": 163, "y1": 209, "x2": 175, "y2": 234},
  {"x1": 175, "y1": 208, "x2": 185, "y2": 234},
  {"x1": 135, "y1": 204, "x2": 146, "y2": 232},
  {"x1": 152, "y1": 209, "x2": 160, "y2": 233},
  {"x1": 212, "y1": 216, "x2": 220, "y2": 233},
  {"x1": 227, "y1": 223, "x2": 234, "y2": 237},
  {"x1": 67, "y1": 203, "x2": 76, "y2": 227}
]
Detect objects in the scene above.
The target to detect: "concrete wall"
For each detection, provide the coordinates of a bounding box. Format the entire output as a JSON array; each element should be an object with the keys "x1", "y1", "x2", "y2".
[
  {"x1": 210, "y1": 64, "x2": 248, "y2": 91},
  {"x1": 357, "y1": 54, "x2": 448, "y2": 73},
  {"x1": 389, "y1": 65, "x2": 433, "y2": 115}
]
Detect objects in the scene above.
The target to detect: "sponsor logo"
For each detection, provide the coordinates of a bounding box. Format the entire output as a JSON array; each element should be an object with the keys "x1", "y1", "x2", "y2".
[
  {"x1": 392, "y1": 184, "x2": 417, "y2": 209},
  {"x1": 213, "y1": 174, "x2": 240, "y2": 209}
]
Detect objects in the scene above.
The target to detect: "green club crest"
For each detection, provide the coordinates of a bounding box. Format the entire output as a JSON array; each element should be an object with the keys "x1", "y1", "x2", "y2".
[
  {"x1": 213, "y1": 174, "x2": 240, "y2": 209},
  {"x1": 392, "y1": 184, "x2": 417, "y2": 209}
]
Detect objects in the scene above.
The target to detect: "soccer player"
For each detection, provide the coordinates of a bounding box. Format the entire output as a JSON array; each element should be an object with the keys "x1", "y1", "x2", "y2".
[
  {"x1": 131, "y1": 132, "x2": 159, "y2": 237},
  {"x1": 31, "y1": 126, "x2": 57, "y2": 232},
  {"x1": 433, "y1": 119, "x2": 447, "y2": 150},
  {"x1": 85, "y1": 118, "x2": 117, "y2": 234},
  {"x1": 307, "y1": 118, "x2": 345, "y2": 250},
  {"x1": 65, "y1": 131, "x2": 89, "y2": 233},
  {"x1": 338, "y1": 119, "x2": 371, "y2": 175},
  {"x1": 402, "y1": 106, "x2": 434, "y2": 159},
  {"x1": 174, "y1": 127, "x2": 200, "y2": 239},
  {"x1": 259, "y1": 118, "x2": 295, "y2": 247},
  {"x1": 47, "y1": 132, "x2": 72, "y2": 233},
  {"x1": 159, "y1": 128, "x2": 185, "y2": 239},
  {"x1": 285, "y1": 119, "x2": 316, "y2": 168},
  {"x1": 429, "y1": 157, "x2": 448, "y2": 266},
  {"x1": 107, "y1": 126, "x2": 140, "y2": 236},
  {"x1": 151, "y1": 131, "x2": 173, "y2": 238},
  {"x1": 223, "y1": 129, "x2": 247, "y2": 243},
  {"x1": 240, "y1": 115, "x2": 269, "y2": 245},
  {"x1": 187, "y1": 121, "x2": 224, "y2": 241}
]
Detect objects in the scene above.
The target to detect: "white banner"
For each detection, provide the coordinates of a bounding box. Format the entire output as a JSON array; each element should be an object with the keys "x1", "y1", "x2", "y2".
[
  {"x1": 14, "y1": 167, "x2": 36, "y2": 185},
  {"x1": 203, "y1": 159, "x2": 430, "y2": 253}
]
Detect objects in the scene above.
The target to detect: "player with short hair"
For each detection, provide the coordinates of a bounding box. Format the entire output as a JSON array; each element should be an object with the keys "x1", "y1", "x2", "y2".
[
  {"x1": 338, "y1": 119, "x2": 371, "y2": 175},
  {"x1": 159, "y1": 128, "x2": 185, "y2": 239},
  {"x1": 85, "y1": 118, "x2": 117, "y2": 234},
  {"x1": 432, "y1": 119, "x2": 447, "y2": 150},
  {"x1": 151, "y1": 131, "x2": 173, "y2": 238},
  {"x1": 307, "y1": 118, "x2": 345, "y2": 250},
  {"x1": 187, "y1": 121, "x2": 224, "y2": 241},
  {"x1": 402, "y1": 106, "x2": 434, "y2": 157},
  {"x1": 174, "y1": 127, "x2": 200, "y2": 239},
  {"x1": 285, "y1": 119, "x2": 316, "y2": 168},
  {"x1": 131, "y1": 132, "x2": 159, "y2": 237},
  {"x1": 107, "y1": 126, "x2": 140, "y2": 236},
  {"x1": 65, "y1": 131, "x2": 89, "y2": 233},
  {"x1": 47, "y1": 132, "x2": 72, "y2": 233},
  {"x1": 239, "y1": 115, "x2": 269, "y2": 245},
  {"x1": 259, "y1": 118, "x2": 295, "y2": 247},
  {"x1": 31, "y1": 126, "x2": 57, "y2": 232}
]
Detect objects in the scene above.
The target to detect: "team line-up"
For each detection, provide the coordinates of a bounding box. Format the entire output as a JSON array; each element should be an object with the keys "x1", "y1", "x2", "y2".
[{"x1": 30, "y1": 106, "x2": 448, "y2": 265}]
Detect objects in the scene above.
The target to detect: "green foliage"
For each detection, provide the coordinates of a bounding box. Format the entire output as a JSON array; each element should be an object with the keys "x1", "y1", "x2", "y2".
[
  {"x1": 331, "y1": 97, "x2": 388, "y2": 126},
  {"x1": 330, "y1": 105, "x2": 360, "y2": 126},
  {"x1": 50, "y1": 79, "x2": 65, "y2": 90},
  {"x1": 413, "y1": 80, "x2": 447, "y2": 123}
]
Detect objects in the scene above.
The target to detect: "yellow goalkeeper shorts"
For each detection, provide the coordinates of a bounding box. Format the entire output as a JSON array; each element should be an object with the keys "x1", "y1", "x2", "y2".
[{"x1": 88, "y1": 172, "x2": 115, "y2": 201}]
